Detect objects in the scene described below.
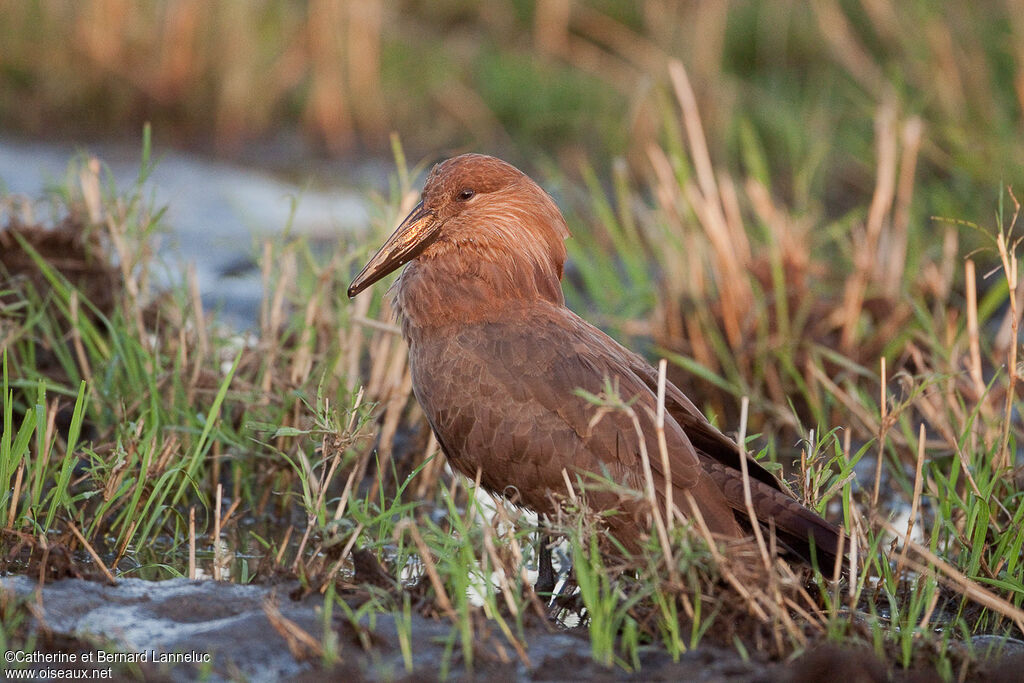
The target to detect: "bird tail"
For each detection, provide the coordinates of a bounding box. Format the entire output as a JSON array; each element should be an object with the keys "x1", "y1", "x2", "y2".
[{"x1": 698, "y1": 455, "x2": 845, "y2": 573}]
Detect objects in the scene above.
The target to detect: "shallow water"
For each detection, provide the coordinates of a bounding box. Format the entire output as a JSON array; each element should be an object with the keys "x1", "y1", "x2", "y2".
[{"x1": 0, "y1": 137, "x2": 372, "y2": 327}]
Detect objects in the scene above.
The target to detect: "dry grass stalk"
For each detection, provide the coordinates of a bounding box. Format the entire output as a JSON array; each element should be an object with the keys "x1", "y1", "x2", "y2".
[
  {"x1": 337, "y1": 432, "x2": 369, "y2": 507},
  {"x1": 7, "y1": 464, "x2": 25, "y2": 529},
  {"x1": 736, "y1": 397, "x2": 771, "y2": 572},
  {"x1": 654, "y1": 359, "x2": 674, "y2": 530},
  {"x1": 965, "y1": 260, "x2": 987, "y2": 400},
  {"x1": 917, "y1": 583, "x2": 941, "y2": 632},
  {"x1": 188, "y1": 506, "x2": 196, "y2": 580},
  {"x1": 349, "y1": 315, "x2": 401, "y2": 336},
  {"x1": 322, "y1": 522, "x2": 363, "y2": 593},
  {"x1": 68, "y1": 291, "x2": 94, "y2": 392},
  {"x1": 259, "y1": 240, "x2": 275, "y2": 343},
  {"x1": 114, "y1": 519, "x2": 138, "y2": 569},
  {"x1": 645, "y1": 65, "x2": 936, "y2": 452},
  {"x1": 213, "y1": 483, "x2": 223, "y2": 581},
  {"x1": 994, "y1": 192, "x2": 1022, "y2": 470},
  {"x1": 872, "y1": 356, "x2": 888, "y2": 507},
  {"x1": 34, "y1": 534, "x2": 48, "y2": 589},
  {"x1": 67, "y1": 520, "x2": 116, "y2": 585},
  {"x1": 736, "y1": 397, "x2": 803, "y2": 654},
  {"x1": 366, "y1": 313, "x2": 402, "y2": 396},
  {"x1": 830, "y1": 523, "x2": 847, "y2": 604},
  {"x1": 837, "y1": 430, "x2": 862, "y2": 603},
  {"x1": 883, "y1": 117, "x2": 923, "y2": 291},
  {"x1": 847, "y1": 521, "x2": 860, "y2": 610},
  {"x1": 481, "y1": 505, "x2": 522, "y2": 616},
  {"x1": 307, "y1": 1, "x2": 355, "y2": 153},
  {"x1": 668, "y1": 59, "x2": 752, "y2": 349},
  {"x1": 393, "y1": 519, "x2": 455, "y2": 620},
  {"x1": 561, "y1": 467, "x2": 578, "y2": 504},
  {"x1": 630, "y1": 403, "x2": 677, "y2": 583},
  {"x1": 895, "y1": 424, "x2": 927, "y2": 578},
  {"x1": 838, "y1": 100, "x2": 897, "y2": 351},
  {"x1": 744, "y1": 177, "x2": 812, "y2": 303},
  {"x1": 263, "y1": 595, "x2": 326, "y2": 660},
  {"x1": 39, "y1": 398, "x2": 58, "y2": 489},
  {"x1": 413, "y1": 434, "x2": 443, "y2": 501},
  {"x1": 274, "y1": 526, "x2": 293, "y2": 568}
]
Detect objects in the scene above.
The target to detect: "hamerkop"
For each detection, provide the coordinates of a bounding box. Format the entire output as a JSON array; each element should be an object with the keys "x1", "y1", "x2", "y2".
[{"x1": 348, "y1": 154, "x2": 842, "y2": 571}]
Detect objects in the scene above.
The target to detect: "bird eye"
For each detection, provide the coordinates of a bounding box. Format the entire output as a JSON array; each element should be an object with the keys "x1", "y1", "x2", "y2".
[{"x1": 457, "y1": 188, "x2": 475, "y2": 201}]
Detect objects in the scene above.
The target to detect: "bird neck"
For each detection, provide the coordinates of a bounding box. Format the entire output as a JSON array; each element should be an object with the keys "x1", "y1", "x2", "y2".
[{"x1": 393, "y1": 243, "x2": 566, "y2": 330}]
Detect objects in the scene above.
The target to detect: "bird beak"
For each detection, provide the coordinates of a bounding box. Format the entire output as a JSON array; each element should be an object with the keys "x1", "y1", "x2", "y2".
[{"x1": 347, "y1": 201, "x2": 440, "y2": 298}]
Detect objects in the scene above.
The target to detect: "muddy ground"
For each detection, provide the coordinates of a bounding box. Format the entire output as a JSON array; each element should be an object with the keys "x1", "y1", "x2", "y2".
[{"x1": 2, "y1": 574, "x2": 1024, "y2": 682}]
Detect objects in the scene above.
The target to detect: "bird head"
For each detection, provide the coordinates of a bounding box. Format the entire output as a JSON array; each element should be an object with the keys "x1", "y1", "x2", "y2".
[{"x1": 347, "y1": 154, "x2": 569, "y2": 299}]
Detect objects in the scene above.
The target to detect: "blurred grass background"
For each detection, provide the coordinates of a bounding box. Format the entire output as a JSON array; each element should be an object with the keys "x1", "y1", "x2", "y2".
[{"x1": 2, "y1": 0, "x2": 1021, "y2": 221}]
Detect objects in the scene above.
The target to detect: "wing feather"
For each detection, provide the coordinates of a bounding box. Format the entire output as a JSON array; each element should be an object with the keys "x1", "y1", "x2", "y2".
[{"x1": 409, "y1": 304, "x2": 738, "y2": 536}]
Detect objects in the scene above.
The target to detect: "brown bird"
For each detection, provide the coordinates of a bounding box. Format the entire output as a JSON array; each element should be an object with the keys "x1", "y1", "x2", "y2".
[{"x1": 348, "y1": 154, "x2": 841, "y2": 576}]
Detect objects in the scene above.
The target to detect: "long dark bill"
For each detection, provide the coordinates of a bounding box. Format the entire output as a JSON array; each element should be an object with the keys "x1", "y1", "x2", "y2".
[{"x1": 347, "y1": 202, "x2": 439, "y2": 298}]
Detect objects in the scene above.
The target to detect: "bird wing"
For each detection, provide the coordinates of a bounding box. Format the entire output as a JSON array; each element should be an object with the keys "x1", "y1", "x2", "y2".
[
  {"x1": 626, "y1": 356, "x2": 786, "y2": 492},
  {"x1": 625, "y1": 353, "x2": 844, "y2": 566},
  {"x1": 410, "y1": 303, "x2": 739, "y2": 535}
]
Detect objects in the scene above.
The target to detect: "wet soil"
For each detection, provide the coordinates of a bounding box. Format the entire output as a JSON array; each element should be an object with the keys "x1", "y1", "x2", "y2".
[{"x1": 3, "y1": 574, "x2": 1024, "y2": 682}]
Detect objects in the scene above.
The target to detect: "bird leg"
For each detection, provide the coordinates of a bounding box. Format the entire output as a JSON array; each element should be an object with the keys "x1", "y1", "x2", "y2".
[{"x1": 535, "y1": 533, "x2": 556, "y2": 596}]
